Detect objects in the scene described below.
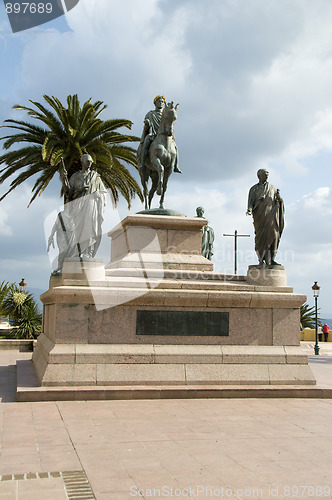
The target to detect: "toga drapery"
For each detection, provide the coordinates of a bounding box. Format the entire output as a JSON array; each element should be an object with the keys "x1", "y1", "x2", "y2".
[
  {"x1": 68, "y1": 169, "x2": 107, "y2": 258},
  {"x1": 247, "y1": 181, "x2": 284, "y2": 264}
]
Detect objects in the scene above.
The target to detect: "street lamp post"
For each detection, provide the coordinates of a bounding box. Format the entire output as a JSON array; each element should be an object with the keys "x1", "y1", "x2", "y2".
[
  {"x1": 19, "y1": 278, "x2": 27, "y2": 292},
  {"x1": 312, "y1": 281, "x2": 320, "y2": 356}
]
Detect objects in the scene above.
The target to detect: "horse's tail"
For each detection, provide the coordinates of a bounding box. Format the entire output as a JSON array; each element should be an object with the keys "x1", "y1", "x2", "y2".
[{"x1": 174, "y1": 144, "x2": 179, "y2": 171}]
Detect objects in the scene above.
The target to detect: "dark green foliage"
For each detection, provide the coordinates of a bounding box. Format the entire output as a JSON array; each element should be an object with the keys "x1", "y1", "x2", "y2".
[
  {"x1": 300, "y1": 303, "x2": 321, "y2": 330},
  {"x1": 1, "y1": 283, "x2": 42, "y2": 339},
  {"x1": 0, "y1": 94, "x2": 143, "y2": 207},
  {"x1": 10, "y1": 301, "x2": 42, "y2": 340},
  {"x1": 0, "y1": 281, "x2": 11, "y2": 318}
]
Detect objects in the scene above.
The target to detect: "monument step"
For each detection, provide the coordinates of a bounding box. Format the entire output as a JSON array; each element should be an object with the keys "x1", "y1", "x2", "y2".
[
  {"x1": 105, "y1": 267, "x2": 246, "y2": 281},
  {"x1": 31, "y1": 337, "x2": 315, "y2": 387},
  {"x1": 104, "y1": 276, "x2": 290, "y2": 292},
  {"x1": 17, "y1": 359, "x2": 329, "y2": 402},
  {"x1": 53, "y1": 275, "x2": 294, "y2": 294}
]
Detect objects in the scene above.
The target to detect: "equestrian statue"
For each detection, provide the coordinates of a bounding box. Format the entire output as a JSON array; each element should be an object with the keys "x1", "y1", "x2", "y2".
[{"x1": 138, "y1": 95, "x2": 181, "y2": 210}]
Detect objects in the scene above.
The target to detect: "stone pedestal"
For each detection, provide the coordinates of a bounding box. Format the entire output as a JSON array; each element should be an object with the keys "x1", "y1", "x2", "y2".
[
  {"x1": 246, "y1": 265, "x2": 287, "y2": 287},
  {"x1": 32, "y1": 214, "x2": 315, "y2": 387},
  {"x1": 107, "y1": 214, "x2": 213, "y2": 271}
]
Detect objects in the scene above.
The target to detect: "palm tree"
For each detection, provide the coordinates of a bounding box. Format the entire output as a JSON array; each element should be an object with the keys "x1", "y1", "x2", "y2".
[
  {"x1": 2, "y1": 284, "x2": 42, "y2": 339},
  {"x1": 0, "y1": 281, "x2": 11, "y2": 320},
  {"x1": 3, "y1": 288, "x2": 32, "y2": 324},
  {"x1": 0, "y1": 94, "x2": 142, "y2": 207},
  {"x1": 11, "y1": 301, "x2": 42, "y2": 340},
  {"x1": 300, "y1": 303, "x2": 322, "y2": 330}
]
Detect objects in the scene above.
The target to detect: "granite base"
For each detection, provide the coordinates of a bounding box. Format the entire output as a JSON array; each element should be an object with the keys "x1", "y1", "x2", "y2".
[{"x1": 32, "y1": 214, "x2": 312, "y2": 388}]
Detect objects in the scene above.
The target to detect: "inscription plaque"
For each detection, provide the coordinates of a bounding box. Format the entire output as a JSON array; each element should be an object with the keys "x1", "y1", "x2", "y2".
[{"x1": 136, "y1": 310, "x2": 229, "y2": 336}]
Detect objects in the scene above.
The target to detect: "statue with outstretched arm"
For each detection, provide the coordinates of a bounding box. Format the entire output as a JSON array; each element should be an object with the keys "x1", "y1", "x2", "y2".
[
  {"x1": 67, "y1": 154, "x2": 107, "y2": 258},
  {"x1": 47, "y1": 203, "x2": 76, "y2": 275}
]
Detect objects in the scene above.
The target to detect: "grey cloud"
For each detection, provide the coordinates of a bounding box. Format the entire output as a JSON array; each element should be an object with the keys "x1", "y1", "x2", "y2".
[
  {"x1": 2, "y1": 0, "x2": 332, "y2": 312},
  {"x1": 3, "y1": 0, "x2": 332, "y2": 188},
  {"x1": 285, "y1": 188, "x2": 332, "y2": 253}
]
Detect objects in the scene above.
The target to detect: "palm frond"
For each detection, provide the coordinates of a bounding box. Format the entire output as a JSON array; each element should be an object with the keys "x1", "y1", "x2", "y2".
[
  {"x1": 0, "y1": 94, "x2": 142, "y2": 205},
  {"x1": 300, "y1": 303, "x2": 321, "y2": 330}
]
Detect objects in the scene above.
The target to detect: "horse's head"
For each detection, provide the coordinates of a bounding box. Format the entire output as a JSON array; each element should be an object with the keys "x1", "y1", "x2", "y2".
[
  {"x1": 160, "y1": 101, "x2": 179, "y2": 136},
  {"x1": 165, "y1": 101, "x2": 179, "y2": 116}
]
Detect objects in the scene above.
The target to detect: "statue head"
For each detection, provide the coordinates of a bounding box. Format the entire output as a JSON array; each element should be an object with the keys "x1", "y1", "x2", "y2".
[
  {"x1": 196, "y1": 206, "x2": 205, "y2": 218},
  {"x1": 257, "y1": 169, "x2": 269, "y2": 183},
  {"x1": 153, "y1": 95, "x2": 166, "y2": 109},
  {"x1": 81, "y1": 154, "x2": 93, "y2": 171}
]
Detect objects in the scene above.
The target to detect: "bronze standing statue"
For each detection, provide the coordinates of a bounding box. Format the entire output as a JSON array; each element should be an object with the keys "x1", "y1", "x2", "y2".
[
  {"x1": 138, "y1": 96, "x2": 181, "y2": 210},
  {"x1": 247, "y1": 169, "x2": 284, "y2": 266},
  {"x1": 196, "y1": 207, "x2": 214, "y2": 260}
]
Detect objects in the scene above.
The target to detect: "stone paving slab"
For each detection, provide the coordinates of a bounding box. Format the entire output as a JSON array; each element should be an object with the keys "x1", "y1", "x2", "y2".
[
  {"x1": 300, "y1": 341, "x2": 332, "y2": 356},
  {"x1": 1, "y1": 349, "x2": 332, "y2": 499},
  {"x1": 0, "y1": 398, "x2": 331, "y2": 499}
]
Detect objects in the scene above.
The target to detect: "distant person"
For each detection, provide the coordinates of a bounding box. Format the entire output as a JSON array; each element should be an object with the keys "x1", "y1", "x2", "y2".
[
  {"x1": 323, "y1": 323, "x2": 329, "y2": 342},
  {"x1": 318, "y1": 325, "x2": 323, "y2": 342}
]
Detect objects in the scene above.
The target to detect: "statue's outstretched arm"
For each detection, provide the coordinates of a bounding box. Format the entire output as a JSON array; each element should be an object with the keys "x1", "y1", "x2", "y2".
[{"x1": 47, "y1": 220, "x2": 57, "y2": 251}]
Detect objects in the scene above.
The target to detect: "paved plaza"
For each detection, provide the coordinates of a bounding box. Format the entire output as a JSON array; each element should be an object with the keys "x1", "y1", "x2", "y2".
[{"x1": 0, "y1": 346, "x2": 331, "y2": 499}]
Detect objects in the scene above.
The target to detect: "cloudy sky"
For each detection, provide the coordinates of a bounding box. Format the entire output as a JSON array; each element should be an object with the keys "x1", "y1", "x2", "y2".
[{"x1": 1, "y1": 0, "x2": 332, "y2": 316}]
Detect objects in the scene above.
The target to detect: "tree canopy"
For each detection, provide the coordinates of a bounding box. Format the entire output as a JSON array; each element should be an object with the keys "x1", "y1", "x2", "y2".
[{"x1": 0, "y1": 94, "x2": 143, "y2": 207}]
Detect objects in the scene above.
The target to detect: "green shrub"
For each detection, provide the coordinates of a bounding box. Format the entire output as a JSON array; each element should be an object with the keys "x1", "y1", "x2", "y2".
[{"x1": 1, "y1": 282, "x2": 42, "y2": 339}]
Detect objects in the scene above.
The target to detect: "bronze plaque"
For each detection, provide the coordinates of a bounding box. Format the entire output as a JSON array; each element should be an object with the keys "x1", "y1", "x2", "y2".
[{"x1": 136, "y1": 310, "x2": 229, "y2": 336}]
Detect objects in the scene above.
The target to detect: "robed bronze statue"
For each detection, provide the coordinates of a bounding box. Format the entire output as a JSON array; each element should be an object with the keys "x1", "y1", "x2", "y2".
[{"x1": 247, "y1": 169, "x2": 284, "y2": 266}]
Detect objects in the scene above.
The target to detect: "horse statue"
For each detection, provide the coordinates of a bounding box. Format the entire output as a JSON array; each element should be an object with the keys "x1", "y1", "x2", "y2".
[{"x1": 139, "y1": 101, "x2": 179, "y2": 210}]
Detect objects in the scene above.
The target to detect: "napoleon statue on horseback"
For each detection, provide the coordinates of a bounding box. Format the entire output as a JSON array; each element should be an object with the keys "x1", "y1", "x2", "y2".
[{"x1": 138, "y1": 95, "x2": 181, "y2": 210}]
